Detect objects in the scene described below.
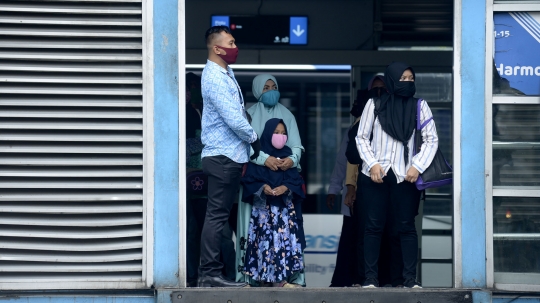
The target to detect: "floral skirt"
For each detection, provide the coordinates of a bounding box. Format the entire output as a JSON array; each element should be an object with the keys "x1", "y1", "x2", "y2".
[{"x1": 243, "y1": 200, "x2": 304, "y2": 283}]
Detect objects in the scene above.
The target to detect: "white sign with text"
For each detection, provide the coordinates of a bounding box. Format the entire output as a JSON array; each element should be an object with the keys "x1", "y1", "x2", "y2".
[{"x1": 303, "y1": 214, "x2": 343, "y2": 287}]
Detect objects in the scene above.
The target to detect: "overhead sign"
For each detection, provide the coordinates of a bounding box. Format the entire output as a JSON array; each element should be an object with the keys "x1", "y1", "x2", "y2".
[
  {"x1": 211, "y1": 15, "x2": 308, "y2": 46},
  {"x1": 494, "y1": 12, "x2": 540, "y2": 95},
  {"x1": 211, "y1": 16, "x2": 229, "y2": 27},
  {"x1": 290, "y1": 17, "x2": 308, "y2": 45}
]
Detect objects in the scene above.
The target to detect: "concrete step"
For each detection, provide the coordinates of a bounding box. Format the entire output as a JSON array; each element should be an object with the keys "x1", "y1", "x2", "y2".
[{"x1": 172, "y1": 287, "x2": 473, "y2": 303}]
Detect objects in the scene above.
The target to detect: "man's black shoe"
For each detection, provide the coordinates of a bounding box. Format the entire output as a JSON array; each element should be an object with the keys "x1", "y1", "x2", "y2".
[{"x1": 197, "y1": 274, "x2": 248, "y2": 288}]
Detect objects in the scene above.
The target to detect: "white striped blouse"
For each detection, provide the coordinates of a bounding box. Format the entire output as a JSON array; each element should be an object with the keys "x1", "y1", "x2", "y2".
[{"x1": 355, "y1": 98, "x2": 439, "y2": 184}]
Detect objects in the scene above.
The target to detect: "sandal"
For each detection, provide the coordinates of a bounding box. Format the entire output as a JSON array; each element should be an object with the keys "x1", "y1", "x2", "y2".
[{"x1": 273, "y1": 281, "x2": 302, "y2": 288}]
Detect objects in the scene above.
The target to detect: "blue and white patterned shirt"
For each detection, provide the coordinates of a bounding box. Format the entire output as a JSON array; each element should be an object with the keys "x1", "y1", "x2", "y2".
[{"x1": 201, "y1": 60, "x2": 257, "y2": 163}]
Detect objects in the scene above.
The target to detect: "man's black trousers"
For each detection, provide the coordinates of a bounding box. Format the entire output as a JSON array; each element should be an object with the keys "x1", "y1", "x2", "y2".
[{"x1": 199, "y1": 155, "x2": 243, "y2": 277}]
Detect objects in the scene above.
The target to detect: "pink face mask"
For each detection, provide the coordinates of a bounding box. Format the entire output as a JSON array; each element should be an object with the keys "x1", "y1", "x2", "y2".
[{"x1": 271, "y1": 134, "x2": 287, "y2": 149}]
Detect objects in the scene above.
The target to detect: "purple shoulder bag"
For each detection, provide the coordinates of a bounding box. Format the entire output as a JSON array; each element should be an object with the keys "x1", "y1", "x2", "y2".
[{"x1": 414, "y1": 99, "x2": 453, "y2": 190}]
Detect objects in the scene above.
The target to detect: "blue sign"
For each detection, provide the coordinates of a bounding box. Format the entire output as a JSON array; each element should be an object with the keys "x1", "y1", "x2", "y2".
[
  {"x1": 494, "y1": 12, "x2": 540, "y2": 95},
  {"x1": 210, "y1": 15, "x2": 308, "y2": 45},
  {"x1": 304, "y1": 234, "x2": 339, "y2": 254},
  {"x1": 289, "y1": 16, "x2": 308, "y2": 45},
  {"x1": 211, "y1": 15, "x2": 229, "y2": 27}
]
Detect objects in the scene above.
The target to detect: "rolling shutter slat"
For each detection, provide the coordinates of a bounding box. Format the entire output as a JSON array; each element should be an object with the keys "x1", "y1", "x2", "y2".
[
  {"x1": 0, "y1": 51, "x2": 142, "y2": 61},
  {"x1": 0, "y1": 178, "x2": 143, "y2": 189},
  {"x1": 0, "y1": 97, "x2": 142, "y2": 107},
  {"x1": 0, "y1": 16, "x2": 142, "y2": 26},
  {"x1": 0, "y1": 226, "x2": 143, "y2": 238},
  {"x1": 0, "y1": 155, "x2": 143, "y2": 166},
  {"x1": 1, "y1": 109, "x2": 142, "y2": 118},
  {"x1": 0, "y1": 132, "x2": 143, "y2": 142},
  {"x1": 0, "y1": 122, "x2": 142, "y2": 129},
  {"x1": 0, "y1": 87, "x2": 142, "y2": 96},
  {"x1": 0, "y1": 273, "x2": 141, "y2": 283},
  {"x1": 0, "y1": 39, "x2": 142, "y2": 49},
  {"x1": 0, "y1": 238, "x2": 142, "y2": 251},
  {"x1": 0, "y1": 143, "x2": 142, "y2": 153},
  {"x1": 0, "y1": 75, "x2": 143, "y2": 84},
  {"x1": 0, "y1": 250, "x2": 142, "y2": 262},
  {"x1": 0, "y1": 167, "x2": 143, "y2": 177},
  {"x1": 0, "y1": 63, "x2": 143, "y2": 72},
  {"x1": 0, "y1": 28, "x2": 142, "y2": 37},
  {"x1": 0, "y1": 108, "x2": 142, "y2": 118},
  {"x1": 0, "y1": 0, "x2": 144, "y2": 285},
  {"x1": 0, "y1": 4, "x2": 142, "y2": 14},
  {"x1": 0, "y1": 191, "x2": 143, "y2": 202},
  {"x1": 0, "y1": 214, "x2": 142, "y2": 226},
  {"x1": 0, "y1": 262, "x2": 142, "y2": 272},
  {"x1": 0, "y1": 203, "x2": 143, "y2": 214}
]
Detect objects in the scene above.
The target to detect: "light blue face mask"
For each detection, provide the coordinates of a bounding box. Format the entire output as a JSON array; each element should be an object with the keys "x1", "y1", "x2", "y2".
[{"x1": 259, "y1": 90, "x2": 280, "y2": 107}]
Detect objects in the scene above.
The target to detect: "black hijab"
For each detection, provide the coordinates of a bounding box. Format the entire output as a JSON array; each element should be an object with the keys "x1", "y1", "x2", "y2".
[
  {"x1": 377, "y1": 62, "x2": 417, "y2": 163},
  {"x1": 241, "y1": 118, "x2": 305, "y2": 206}
]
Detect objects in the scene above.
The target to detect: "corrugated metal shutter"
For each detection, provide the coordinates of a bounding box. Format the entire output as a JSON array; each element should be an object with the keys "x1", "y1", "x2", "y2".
[
  {"x1": 380, "y1": 0, "x2": 453, "y2": 46},
  {"x1": 0, "y1": 0, "x2": 145, "y2": 284}
]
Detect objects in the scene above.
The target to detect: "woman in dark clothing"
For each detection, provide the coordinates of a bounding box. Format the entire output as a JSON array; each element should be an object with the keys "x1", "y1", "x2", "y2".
[
  {"x1": 357, "y1": 62, "x2": 439, "y2": 289},
  {"x1": 241, "y1": 118, "x2": 305, "y2": 288}
]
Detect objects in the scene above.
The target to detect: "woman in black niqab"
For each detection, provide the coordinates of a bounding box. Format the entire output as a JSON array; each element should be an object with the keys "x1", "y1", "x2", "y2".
[
  {"x1": 357, "y1": 62, "x2": 439, "y2": 289},
  {"x1": 377, "y1": 62, "x2": 417, "y2": 162}
]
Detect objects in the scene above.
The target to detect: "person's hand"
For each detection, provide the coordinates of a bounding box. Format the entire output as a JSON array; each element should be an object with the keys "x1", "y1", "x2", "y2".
[
  {"x1": 272, "y1": 185, "x2": 288, "y2": 196},
  {"x1": 250, "y1": 138, "x2": 261, "y2": 160},
  {"x1": 263, "y1": 184, "x2": 274, "y2": 196},
  {"x1": 370, "y1": 163, "x2": 386, "y2": 183},
  {"x1": 405, "y1": 166, "x2": 420, "y2": 183},
  {"x1": 264, "y1": 156, "x2": 281, "y2": 171},
  {"x1": 326, "y1": 194, "x2": 336, "y2": 210},
  {"x1": 278, "y1": 157, "x2": 294, "y2": 171},
  {"x1": 344, "y1": 185, "x2": 356, "y2": 215}
]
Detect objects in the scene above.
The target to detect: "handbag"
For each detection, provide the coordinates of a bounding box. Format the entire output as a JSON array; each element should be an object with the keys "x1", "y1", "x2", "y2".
[
  {"x1": 346, "y1": 97, "x2": 382, "y2": 165},
  {"x1": 414, "y1": 99, "x2": 453, "y2": 190},
  {"x1": 345, "y1": 122, "x2": 363, "y2": 165}
]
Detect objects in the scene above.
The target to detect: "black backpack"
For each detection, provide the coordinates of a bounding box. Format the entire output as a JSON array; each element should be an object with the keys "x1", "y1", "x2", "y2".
[{"x1": 345, "y1": 97, "x2": 382, "y2": 165}]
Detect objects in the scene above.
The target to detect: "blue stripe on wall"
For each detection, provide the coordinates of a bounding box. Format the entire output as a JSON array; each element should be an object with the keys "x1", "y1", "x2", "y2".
[
  {"x1": 473, "y1": 291, "x2": 492, "y2": 303},
  {"x1": 460, "y1": 0, "x2": 487, "y2": 288},
  {"x1": 153, "y1": 0, "x2": 180, "y2": 288}
]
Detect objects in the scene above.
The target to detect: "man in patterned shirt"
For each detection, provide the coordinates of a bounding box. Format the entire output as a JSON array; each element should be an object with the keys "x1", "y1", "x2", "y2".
[{"x1": 197, "y1": 26, "x2": 260, "y2": 288}]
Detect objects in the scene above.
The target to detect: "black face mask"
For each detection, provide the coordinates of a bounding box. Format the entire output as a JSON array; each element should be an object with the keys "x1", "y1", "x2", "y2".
[
  {"x1": 368, "y1": 87, "x2": 385, "y2": 99},
  {"x1": 393, "y1": 81, "x2": 416, "y2": 97},
  {"x1": 350, "y1": 102, "x2": 363, "y2": 118}
]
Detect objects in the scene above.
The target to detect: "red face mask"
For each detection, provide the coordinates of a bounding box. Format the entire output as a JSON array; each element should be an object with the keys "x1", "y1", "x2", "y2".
[{"x1": 215, "y1": 45, "x2": 239, "y2": 65}]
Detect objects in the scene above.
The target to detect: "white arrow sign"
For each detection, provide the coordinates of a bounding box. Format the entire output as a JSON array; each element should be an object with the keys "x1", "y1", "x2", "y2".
[{"x1": 292, "y1": 25, "x2": 305, "y2": 37}]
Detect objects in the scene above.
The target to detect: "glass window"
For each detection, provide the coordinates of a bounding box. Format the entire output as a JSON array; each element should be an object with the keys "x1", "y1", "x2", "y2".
[
  {"x1": 305, "y1": 82, "x2": 351, "y2": 214},
  {"x1": 415, "y1": 73, "x2": 453, "y2": 103},
  {"x1": 493, "y1": 197, "x2": 540, "y2": 284},
  {"x1": 491, "y1": 8, "x2": 540, "y2": 287},
  {"x1": 493, "y1": 104, "x2": 540, "y2": 187},
  {"x1": 493, "y1": 12, "x2": 540, "y2": 96}
]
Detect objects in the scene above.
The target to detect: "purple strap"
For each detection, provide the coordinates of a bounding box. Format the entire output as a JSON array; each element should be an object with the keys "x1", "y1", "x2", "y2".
[{"x1": 416, "y1": 98, "x2": 433, "y2": 130}]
